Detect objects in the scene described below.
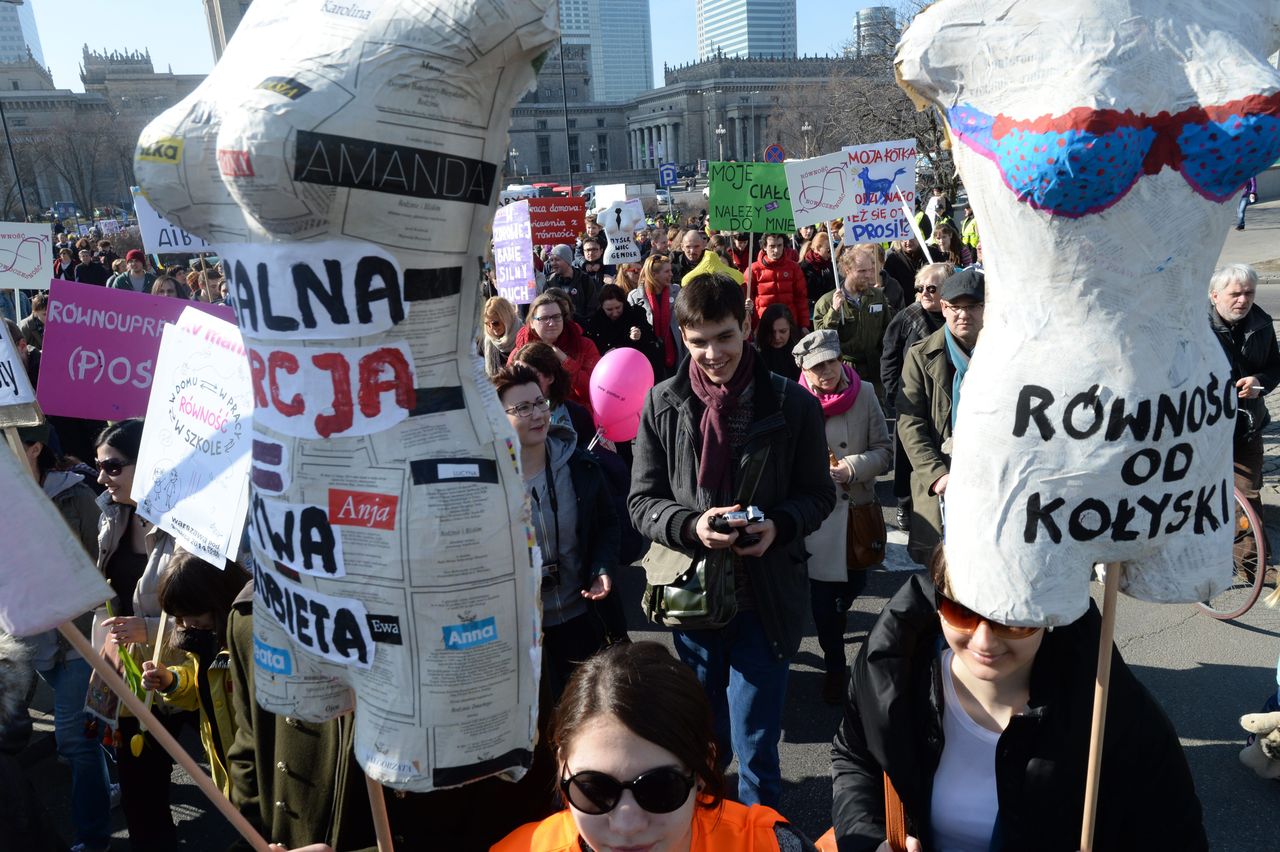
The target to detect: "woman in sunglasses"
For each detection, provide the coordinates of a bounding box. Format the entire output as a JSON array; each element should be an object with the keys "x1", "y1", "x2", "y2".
[
  {"x1": 830, "y1": 545, "x2": 1206, "y2": 851},
  {"x1": 494, "y1": 641, "x2": 819, "y2": 852},
  {"x1": 878, "y1": 263, "x2": 951, "y2": 533},
  {"x1": 93, "y1": 418, "x2": 198, "y2": 849},
  {"x1": 481, "y1": 295, "x2": 521, "y2": 377},
  {"x1": 492, "y1": 364, "x2": 616, "y2": 698}
]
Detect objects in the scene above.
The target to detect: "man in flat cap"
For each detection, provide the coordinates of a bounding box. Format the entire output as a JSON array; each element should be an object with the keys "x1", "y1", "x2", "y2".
[{"x1": 896, "y1": 267, "x2": 985, "y2": 564}]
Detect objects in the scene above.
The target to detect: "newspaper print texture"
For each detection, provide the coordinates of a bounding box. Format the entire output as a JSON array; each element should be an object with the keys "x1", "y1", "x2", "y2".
[
  {"x1": 896, "y1": 0, "x2": 1280, "y2": 624},
  {"x1": 133, "y1": 0, "x2": 557, "y2": 790}
]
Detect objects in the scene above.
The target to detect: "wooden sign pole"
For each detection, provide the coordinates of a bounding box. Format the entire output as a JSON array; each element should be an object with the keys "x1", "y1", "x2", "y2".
[
  {"x1": 1079, "y1": 562, "x2": 1123, "y2": 851},
  {"x1": 56, "y1": 623, "x2": 274, "y2": 852}
]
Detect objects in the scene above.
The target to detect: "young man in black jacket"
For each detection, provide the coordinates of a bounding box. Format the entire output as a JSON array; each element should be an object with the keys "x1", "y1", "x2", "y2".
[{"x1": 628, "y1": 273, "x2": 835, "y2": 808}]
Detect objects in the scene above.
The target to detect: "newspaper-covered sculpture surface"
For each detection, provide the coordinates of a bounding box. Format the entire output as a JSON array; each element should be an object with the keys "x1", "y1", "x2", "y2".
[
  {"x1": 896, "y1": 0, "x2": 1280, "y2": 624},
  {"x1": 133, "y1": 0, "x2": 557, "y2": 791}
]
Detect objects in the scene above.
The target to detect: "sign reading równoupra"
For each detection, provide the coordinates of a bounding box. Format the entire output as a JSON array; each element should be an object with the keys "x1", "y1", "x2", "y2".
[{"x1": 37, "y1": 280, "x2": 234, "y2": 421}]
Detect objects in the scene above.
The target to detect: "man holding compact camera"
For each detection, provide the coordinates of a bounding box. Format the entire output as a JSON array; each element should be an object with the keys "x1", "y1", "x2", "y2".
[{"x1": 629, "y1": 273, "x2": 835, "y2": 809}]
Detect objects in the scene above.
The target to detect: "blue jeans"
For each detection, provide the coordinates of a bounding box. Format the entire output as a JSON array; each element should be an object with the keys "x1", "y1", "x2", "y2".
[
  {"x1": 1238, "y1": 193, "x2": 1251, "y2": 227},
  {"x1": 673, "y1": 609, "x2": 790, "y2": 807},
  {"x1": 37, "y1": 656, "x2": 111, "y2": 850}
]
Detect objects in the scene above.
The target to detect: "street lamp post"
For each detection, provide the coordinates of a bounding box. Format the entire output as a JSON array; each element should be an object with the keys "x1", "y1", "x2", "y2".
[
  {"x1": 715, "y1": 124, "x2": 726, "y2": 161},
  {"x1": 801, "y1": 121, "x2": 813, "y2": 158},
  {"x1": 509, "y1": 147, "x2": 519, "y2": 181},
  {"x1": 588, "y1": 144, "x2": 595, "y2": 174}
]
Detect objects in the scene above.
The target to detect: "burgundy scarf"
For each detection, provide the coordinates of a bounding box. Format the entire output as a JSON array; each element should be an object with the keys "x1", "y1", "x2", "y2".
[
  {"x1": 800, "y1": 363, "x2": 860, "y2": 418},
  {"x1": 689, "y1": 346, "x2": 757, "y2": 496},
  {"x1": 647, "y1": 286, "x2": 677, "y2": 369}
]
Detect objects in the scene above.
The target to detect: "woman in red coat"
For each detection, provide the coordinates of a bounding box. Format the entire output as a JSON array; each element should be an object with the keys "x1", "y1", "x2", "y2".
[{"x1": 508, "y1": 291, "x2": 601, "y2": 414}]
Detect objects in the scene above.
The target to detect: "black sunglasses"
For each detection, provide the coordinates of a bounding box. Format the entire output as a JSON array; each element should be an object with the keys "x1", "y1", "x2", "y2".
[
  {"x1": 95, "y1": 457, "x2": 133, "y2": 477},
  {"x1": 560, "y1": 767, "x2": 695, "y2": 815},
  {"x1": 915, "y1": 284, "x2": 938, "y2": 294}
]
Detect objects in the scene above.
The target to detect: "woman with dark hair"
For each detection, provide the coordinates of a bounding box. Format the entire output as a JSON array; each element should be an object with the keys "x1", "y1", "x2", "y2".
[
  {"x1": 494, "y1": 641, "x2": 818, "y2": 851},
  {"x1": 93, "y1": 418, "x2": 193, "y2": 851},
  {"x1": 584, "y1": 283, "x2": 661, "y2": 370},
  {"x1": 508, "y1": 291, "x2": 601, "y2": 414},
  {"x1": 491, "y1": 364, "x2": 617, "y2": 697},
  {"x1": 513, "y1": 341, "x2": 595, "y2": 445},
  {"x1": 929, "y1": 222, "x2": 972, "y2": 268},
  {"x1": 755, "y1": 303, "x2": 802, "y2": 382},
  {"x1": 830, "y1": 546, "x2": 1206, "y2": 851},
  {"x1": 149, "y1": 275, "x2": 190, "y2": 299},
  {"x1": 141, "y1": 552, "x2": 251, "y2": 795}
]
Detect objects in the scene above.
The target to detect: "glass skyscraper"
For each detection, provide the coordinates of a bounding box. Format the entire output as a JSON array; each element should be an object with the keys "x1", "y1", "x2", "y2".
[{"x1": 697, "y1": 0, "x2": 796, "y2": 60}]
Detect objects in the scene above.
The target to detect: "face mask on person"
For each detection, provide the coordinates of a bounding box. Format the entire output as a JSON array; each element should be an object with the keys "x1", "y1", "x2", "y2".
[{"x1": 173, "y1": 626, "x2": 220, "y2": 661}]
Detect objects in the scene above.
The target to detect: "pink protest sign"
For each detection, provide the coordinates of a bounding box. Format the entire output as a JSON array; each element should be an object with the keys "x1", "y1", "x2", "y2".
[{"x1": 37, "y1": 279, "x2": 234, "y2": 420}]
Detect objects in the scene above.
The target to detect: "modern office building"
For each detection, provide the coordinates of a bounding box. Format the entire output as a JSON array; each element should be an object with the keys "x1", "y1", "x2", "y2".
[
  {"x1": 553, "y1": 0, "x2": 652, "y2": 103},
  {"x1": 853, "y1": 6, "x2": 897, "y2": 58},
  {"x1": 697, "y1": 0, "x2": 796, "y2": 61},
  {"x1": 203, "y1": 0, "x2": 252, "y2": 60},
  {"x1": 0, "y1": 0, "x2": 45, "y2": 67}
]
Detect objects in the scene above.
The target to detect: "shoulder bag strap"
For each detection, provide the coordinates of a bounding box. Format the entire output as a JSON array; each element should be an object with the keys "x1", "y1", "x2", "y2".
[{"x1": 884, "y1": 771, "x2": 908, "y2": 852}]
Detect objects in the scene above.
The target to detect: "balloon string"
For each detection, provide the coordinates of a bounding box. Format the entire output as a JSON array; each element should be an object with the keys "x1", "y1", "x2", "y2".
[{"x1": 586, "y1": 427, "x2": 604, "y2": 452}]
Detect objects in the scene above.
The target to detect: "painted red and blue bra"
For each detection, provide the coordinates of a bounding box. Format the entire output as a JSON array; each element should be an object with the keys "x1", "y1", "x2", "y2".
[{"x1": 947, "y1": 91, "x2": 1280, "y2": 217}]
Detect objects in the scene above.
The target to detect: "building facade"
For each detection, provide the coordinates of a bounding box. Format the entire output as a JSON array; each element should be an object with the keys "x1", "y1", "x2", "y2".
[
  {"x1": 508, "y1": 54, "x2": 881, "y2": 185},
  {"x1": 697, "y1": 0, "x2": 796, "y2": 61}
]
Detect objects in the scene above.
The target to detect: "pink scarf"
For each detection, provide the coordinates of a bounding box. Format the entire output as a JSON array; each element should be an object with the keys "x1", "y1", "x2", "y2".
[{"x1": 800, "y1": 363, "x2": 860, "y2": 418}]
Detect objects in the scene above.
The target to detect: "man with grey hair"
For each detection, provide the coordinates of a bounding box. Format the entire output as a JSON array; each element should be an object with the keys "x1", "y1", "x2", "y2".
[{"x1": 1209, "y1": 262, "x2": 1280, "y2": 567}]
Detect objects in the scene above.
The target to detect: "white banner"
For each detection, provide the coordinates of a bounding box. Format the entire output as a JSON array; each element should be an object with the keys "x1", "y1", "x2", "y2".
[
  {"x1": 132, "y1": 307, "x2": 252, "y2": 565},
  {"x1": 0, "y1": 221, "x2": 51, "y2": 291},
  {"x1": 841, "y1": 139, "x2": 918, "y2": 244},
  {"x1": 131, "y1": 187, "x2": 213, "y2": 255},
  {"x1": 784, "y1": 151, "x2": 861, "y2": 228},
  {"x1": 0, "y1": 442, "x2": 113, "y2": 636}
]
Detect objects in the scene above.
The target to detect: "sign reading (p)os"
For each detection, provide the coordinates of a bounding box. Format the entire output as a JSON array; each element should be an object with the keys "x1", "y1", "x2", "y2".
[{"x1": 36, "y1": 279, "x2": 234, "y2": 421}]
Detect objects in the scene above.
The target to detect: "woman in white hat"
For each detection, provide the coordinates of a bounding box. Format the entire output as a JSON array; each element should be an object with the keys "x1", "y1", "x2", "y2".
[{"x1": 792, "y1": 329, "x2": 892, "y2": 704}]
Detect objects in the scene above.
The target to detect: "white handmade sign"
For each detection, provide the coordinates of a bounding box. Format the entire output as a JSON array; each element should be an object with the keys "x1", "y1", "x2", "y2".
[
  {"x1": 0, "y1": 442, "x2": 113, "y2": 635},
  {"x1": 841, "y1": 139, "x2": 917, "y2": 244},
  {"x1": 600, "y1": 199, "x2": 644, "y2": 265},
  {"x1": 896, "y1": 0, "x2": 1280, "y2": 623},
  {"x1": 131, "y1": 307, "x2": 252, "y2": 565},
  {"x1": 784, "y1": 151, "x2": 860, "y2": 229},
  {"x1": 131, "y1": 187, "x2": 213, "y2": 254}
]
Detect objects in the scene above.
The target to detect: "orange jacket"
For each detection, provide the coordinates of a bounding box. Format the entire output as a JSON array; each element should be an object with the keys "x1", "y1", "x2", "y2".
[{"x1": 492, "y1": 799, "x2": 786, "y2": 851}]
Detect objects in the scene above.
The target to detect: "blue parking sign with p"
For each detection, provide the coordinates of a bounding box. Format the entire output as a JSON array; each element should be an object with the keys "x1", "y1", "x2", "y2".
[{"x1": 658, "y1": 162, "x2": 677, "y2": 187}]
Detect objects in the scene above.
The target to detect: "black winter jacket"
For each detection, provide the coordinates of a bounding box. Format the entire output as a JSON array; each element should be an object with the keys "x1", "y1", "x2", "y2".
[
  {"x1": 583, "y1": 302, "x2": 662, "y2": 376},
  {"x1": 629, "y1": 353, "x2": 836, "y2": 659},
  {"x1": 880, "y1": 303, "x2": 944, "y2": 417},
  {"x1": 1209, "y1": 301, "x2": 1280, "y2": 442},
  {"x1": 831, "y1": 575, "x2": 1206, "y2": 852}
]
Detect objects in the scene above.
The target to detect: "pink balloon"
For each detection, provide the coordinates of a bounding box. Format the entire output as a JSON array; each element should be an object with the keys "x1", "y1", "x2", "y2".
[{"x1": 590, "y1": 348, "x2": 655, "y2": 442}]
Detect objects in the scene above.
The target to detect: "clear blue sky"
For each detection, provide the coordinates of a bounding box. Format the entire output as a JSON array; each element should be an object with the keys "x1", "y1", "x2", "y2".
[{"x1": 34, "y1": 0, "x2": 877, "y2": 93}]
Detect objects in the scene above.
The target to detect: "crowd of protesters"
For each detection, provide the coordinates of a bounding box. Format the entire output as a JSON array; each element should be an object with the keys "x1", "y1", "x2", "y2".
[{"x1": 5, "y1": 181, "x2": 1276, "y2": 852}]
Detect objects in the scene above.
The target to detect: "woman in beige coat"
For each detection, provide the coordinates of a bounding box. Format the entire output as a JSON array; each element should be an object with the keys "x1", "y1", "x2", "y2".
[{"x1": 793, "y1": 329, "x2": 892, "y2": 704}]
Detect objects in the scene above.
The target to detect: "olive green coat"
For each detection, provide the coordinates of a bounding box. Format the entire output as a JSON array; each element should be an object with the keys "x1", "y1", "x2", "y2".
[
  {"x1": 895, "y1": 327, "x2": 954, "y2": 565},
  {"x1": 813, "y1": 285, "x2": 894, "y2": 390}
]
